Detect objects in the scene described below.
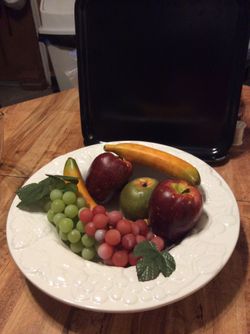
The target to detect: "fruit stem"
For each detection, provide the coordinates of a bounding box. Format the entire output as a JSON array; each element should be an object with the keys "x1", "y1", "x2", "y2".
[{"x1": 171, "y1": 183, "x2": 190, "y2": 194}]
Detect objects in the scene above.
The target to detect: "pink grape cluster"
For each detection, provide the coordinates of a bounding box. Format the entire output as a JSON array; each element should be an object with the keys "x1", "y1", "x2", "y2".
[{"x1": 79, "y1": 205, "x2": 165, "y2": 267}]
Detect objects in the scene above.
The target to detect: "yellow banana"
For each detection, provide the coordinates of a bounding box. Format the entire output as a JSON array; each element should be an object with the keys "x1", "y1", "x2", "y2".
[{"x1": 104, "y1": 143, "x2": 201, "y2": 186}]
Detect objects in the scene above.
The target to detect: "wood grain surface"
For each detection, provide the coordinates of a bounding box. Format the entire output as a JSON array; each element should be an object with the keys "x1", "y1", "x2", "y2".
[{"x1": 0, "y1": 87, "x2": 249, "y2": 334}]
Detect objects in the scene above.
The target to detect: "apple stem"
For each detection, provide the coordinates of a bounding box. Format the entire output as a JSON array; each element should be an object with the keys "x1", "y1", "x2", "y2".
[
  {"x1": 181, "y1": 188, "x2": 190, "y2": 194},
  {"x1": 171, "y1": 183, "x2": 190, "y2": 194},
  {"x1": 138, "y1": 178, "x2": 151, "y2": 187}
]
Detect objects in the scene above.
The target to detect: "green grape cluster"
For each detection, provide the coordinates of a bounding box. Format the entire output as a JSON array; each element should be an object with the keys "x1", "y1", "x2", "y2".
[{"x1": 45, "y1": 189, "x2": 97, "y2": 261}]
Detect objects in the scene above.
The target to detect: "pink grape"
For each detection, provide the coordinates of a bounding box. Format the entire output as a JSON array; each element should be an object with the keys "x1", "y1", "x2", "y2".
[
  {"x1": 107, "y1": 210, "x2": 123, "y2": 226},
  {"x1": 151, "y1": 236, "x2": 165, "y2": 251},
  {"x1": 97, "y1": 243, "x2": 114, "y2": 260},
  {"x1": 128, "y1": 252, "x2": 139, "y2": 266},
  {"x1": 112, "y1": 250, "x2": 129, "y2": 267},
  {"x1": 94, "y1": 229, "x2": 106, "y2": 242},
  {"x1": 85, "y1": 222, "x2": 96, "y2": 236},
  {"x1": 93, "y1": 213, "x2": 109, "y2": 229},
  {"x1": 135, "y1": 219, "x2": 149, "y2": 236},
  {"x1": 103, "y1": 258, "x2": 113, "y2": 266},
  {"x1": 121, "y1": 233, "x2": 136, "y2": 250},
  {"x1": 131, "y1": 223, "x2": 140, "y2": 236},
  {"x1": 136, "y1": 235, "x2": 146, "y2": 244},
  {"x1": 116, "y1": 219, "x2": 132, "y2": 235},
  {"x1": 105, "y1": 229, "x2": 121, "y2": 246},
  {"x1": 92, "y1": 205, "x2": 106, "y2": 215},
  {"x1": 79, "y1": 208, "x2": 93, "y2": 223}
]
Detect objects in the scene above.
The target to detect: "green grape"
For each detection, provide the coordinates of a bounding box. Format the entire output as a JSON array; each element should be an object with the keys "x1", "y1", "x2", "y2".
[
  {"x1": 81, "y1": 247, "x2": 96, "y2": 261},
  {"x1": 81, "y1": 234, "x2": 95, "y2": 248},
  {"x1": 76, "y1": 220, "x2": 85, "y2": 233},
  {"x1": 70, "y1": 241, "x2": 83, "y2": 253},
  {"x1": 59, "y1": 217, "x2": 73, "y2": 233},
  {"x1": 64, "y1": 204, "x2": 78, "y2": 219},
  {"x1": 76, "y1": 197, "x2": 87, "y2": 209},
  {"x1": 59, "y1": 230, "x2": 68, "y2": 241},
  {"x1": 62, "y1": 191, "x2": 77, "y2": 205},
  {"x1": 67, "y1": 229, "x2": 81, "y2": 243},
  {"x1": 53, "y1": 212, "x2": 66, "y2": 227},
  {"x1": 47, "y1": 209, "x2": 55, "y2": 223},
  {"x1": 43, "y1": 200, "x2": 52, "y2": 212},
  {"x1": 50, "y1": 189, "x2": 63, "y2": 201},
  {"x1": 51, "y1": 199, "x2": 65, "y2": 213}
]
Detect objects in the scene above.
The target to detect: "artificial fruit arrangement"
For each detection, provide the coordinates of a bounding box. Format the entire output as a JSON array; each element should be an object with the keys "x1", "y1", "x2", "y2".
[{"x1": 16, "y1": 142, "x2": 204, "y2": 282}]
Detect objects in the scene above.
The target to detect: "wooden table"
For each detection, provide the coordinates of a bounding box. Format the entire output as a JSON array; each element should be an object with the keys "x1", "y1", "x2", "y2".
[{"x1": 0, "y1": 87, "x2": 249, "y2": 334}]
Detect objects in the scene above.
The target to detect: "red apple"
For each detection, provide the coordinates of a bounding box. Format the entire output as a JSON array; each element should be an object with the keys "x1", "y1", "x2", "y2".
[
  {"x1": 86, "y1": 152, "x2": 132, "y2": 203},
  {"x1": 149, "y1": 179, "x2": 203, "y2": 243}
]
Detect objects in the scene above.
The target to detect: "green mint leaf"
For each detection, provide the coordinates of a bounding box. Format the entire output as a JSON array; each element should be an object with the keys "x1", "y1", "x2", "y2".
[
  {"x1": 39, "y1": 177, "x2": 59, "y2": 196},
  {"x1": 161, "y1": 250, "x2": 176, "y2": 277},
  {"x1": 16, "y1": 182, "x2": 45, "y2": 205},
  {"x1": 136, "y1": 258, "x2": 160, "y2": 282},
  {"x1": 16, "y1": 174, "x2": 79, "y2": 211},
  {"x1": 64, "y1": 182, "x2": 78, "y2": 193},
  {"x1": 46, "y1": 174, "x2": 79, "y2": 184},
  {"x1": 16, "y1": 201, "x2": 44, "y2": 212},
  {"x1": 45, "y1": 175, "x2": 78, "y2": 193}
]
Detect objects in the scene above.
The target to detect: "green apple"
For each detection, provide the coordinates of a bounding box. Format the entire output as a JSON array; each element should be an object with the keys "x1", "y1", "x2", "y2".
[{"x1": 119, "y1": 177, "x2": 159, "y2": 220}]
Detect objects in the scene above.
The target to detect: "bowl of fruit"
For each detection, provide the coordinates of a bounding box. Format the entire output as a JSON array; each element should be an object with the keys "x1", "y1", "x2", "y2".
[{"x1": 6, "y1": 141, "x2": 240, "y2": 312}]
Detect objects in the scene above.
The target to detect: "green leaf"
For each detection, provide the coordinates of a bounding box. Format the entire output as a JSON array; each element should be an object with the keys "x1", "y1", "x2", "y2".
[
  {"x1": 134, "y1": 240, "x2": 176, "y2": 282},
  {"x1": 136, "y1": 258, "x2": 160, "y2": 282},
  {"x1": 161, "y1": 250, "x2": 176, "y2": 277},
  {"x1": 133, "y1": 240, "x2": 159, "y2": 257},
  {"x1": 16, "y1": 201, "x2": 44, "y2": 212},
  {"x1": 16, "y1": 182, "x2": 45, "y2": 205},
  {"x1": 39, "y1": 177, "x2": 59, "y2": 196},
  {"x1": 16, "y1": 174, "x2": 79, "y2": 212},
  {"x1": 64, "y1": 182, "x2": 78, "y2": 193},
  {"x1": 46, "y1": 174, "x2": 79, "y2": 183}
]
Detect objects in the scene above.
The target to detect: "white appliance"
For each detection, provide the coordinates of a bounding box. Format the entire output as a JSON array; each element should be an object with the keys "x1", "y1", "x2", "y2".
[{"x1": 31, "y1": 0, "x2": 77, "y2": 91}]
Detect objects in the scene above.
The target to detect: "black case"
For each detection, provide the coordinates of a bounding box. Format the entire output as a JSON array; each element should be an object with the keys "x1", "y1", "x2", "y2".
[{"x1": 75, "y1": 0, "x2": 250, "y2": 161}]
